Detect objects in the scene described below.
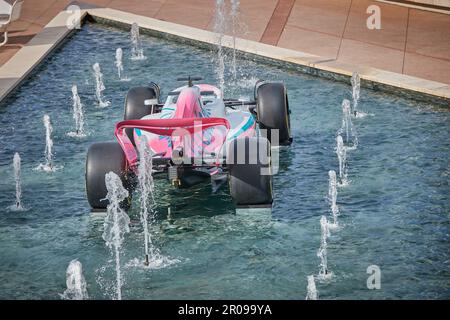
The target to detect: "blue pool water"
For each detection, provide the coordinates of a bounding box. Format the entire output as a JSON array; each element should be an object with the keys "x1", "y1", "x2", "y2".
[{"x1": 0, "y1": 23, "x2": 449, "y2": 299}]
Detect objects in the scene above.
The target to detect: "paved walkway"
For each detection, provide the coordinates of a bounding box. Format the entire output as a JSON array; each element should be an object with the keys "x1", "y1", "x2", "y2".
[{"x1": 1, "y1": 0, "x2": 449, "y2": 84}]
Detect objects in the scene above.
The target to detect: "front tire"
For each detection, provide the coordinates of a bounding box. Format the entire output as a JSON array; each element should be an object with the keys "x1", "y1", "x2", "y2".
[
  {"x1": 85, "y1": 141, "x2": 133, "y2": 210},
  {"x1": 256, "y1": 82, "x2": 292, "y2": 146},
  {"x1": 124, "y1": 83, "x2": 160, "y2": 145},
  {"x1": 227, "y1": 136, "x2": 273, "y2": 207}
]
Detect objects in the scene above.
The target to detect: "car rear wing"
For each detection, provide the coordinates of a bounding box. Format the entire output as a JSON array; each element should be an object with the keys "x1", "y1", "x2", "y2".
[{"x1": 114, "y1": 118, "x2": 230, "y2": 167}]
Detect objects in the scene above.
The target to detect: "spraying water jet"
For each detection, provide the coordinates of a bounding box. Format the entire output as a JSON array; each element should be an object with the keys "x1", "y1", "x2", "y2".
[
  {"x1": 351, "y1": 71, "x2": 373, "y2": 117},
  {"x1": 305, "y1": 275, "x2": 318, "y2": 300},
  {"x1": 317, "y1": 216, "x2": 332, "y2": 281},
  {"x1": 336, "y1": 135, "x2": 348, "y2": 187},
  {"x1": 230, "y1": 0, "x2": 240, "y2": 80},
  {"x1": 214, "y1": 0, "x2": 227, "y2": 95},
  {"x1": 328, "y1": 170, "x2": 339, "y2": 228},
  {"x1": 130, "y1": 138, "x2": 180, "y2": 270},
  {"x1": 130, "y1": 23, "x2": 146, "y2": 61},
  {"x1": 115, "y1": 48, "x2": 130, "y2": 81},
  {"x1": 338, "y1": 99, "x2": 358, "y2": 149},
  {"x1": 61, "y1": 259, "x2": 89, "y2": 300},
  {"x1": 7, "y1": 152, "x2": 26, "y2": 211},
  {"x1": 103, "y1": 172, "x2": 130, "y2": 300},
  {"x1": 92, "y1": 63, "x2": 110, "y2": 108},
  {"x1": 137, "y1": 136, "x2": 156, "y2": 267},
  {"x1": 13, "y1": 153, "x2": 22, "y2": 209},
  {"x1": 351, "y1": 72, "x2": 360, "y2": 116},
  {"x1": 35, "y1": 115, "x2": 61, "y2": 172},
  {"x1": 67, "y1": 85, "x2": 86, "y2": 137}
]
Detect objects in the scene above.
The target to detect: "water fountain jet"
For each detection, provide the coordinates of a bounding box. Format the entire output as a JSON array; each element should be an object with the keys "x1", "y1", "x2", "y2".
[
  {"x1": 341, "y1": 99, "x2": 351, "y2": 144},
  {"x1": 336, "y1": 135, "x2": 348, "y2": 187},
  {"x1": 230, "y1": 0, "x2": 240, "y2": 80},
  {"x1": 214, "y1": 0, "x2": 227, "y2": 95},
  {"x1": 13, "y1": 152, "x2": 22, "y2": 209},
  {"x1": 167, "y1": 207, "x2": 174, "y2": 223},
  {"x1": 130, "y1": 23, "x2": 146, "y2": 60},
  {"x1": 7, "y1": 152, "x2": 25, "y2": 211},
  {"x1": 351, "y1": 72, "x2": 360, "y2": 116},
  {"x1": 305, "y1": 275, "x2": 318, "y2": 300},
  {"x1": 67, "y1": 85, "x2": 86, "y2": 137},
  {"x1": 317, "y1": 216, "x2": 332, "y2": 281},
  {"x1": 92, "y1": 63, "x2": 110, "y2": 108},
  {"x1": 115, "y1": 48, "x2": 130, "y2": 81},
  {"x1": 339, "y1": 99, "x2": 358, "y2": 149},
  {"x1": 328, "y1": 170, "x2": 339, "y2": 228},
  {"x1": 115, "y1": 48, "x2": 124, "y2": 80},
  {"x1": 103, "y1": 172, "x2": 130, "y2": 300},
  {"x1": 61, "y1": 259, "x2": 89, "y2": 300},
  {"x1": 35, "y1": 115, "x2": 61, "y2": 172},
  {"x1": 137, "y1": 136, "x2": 157, "y2": 267}
]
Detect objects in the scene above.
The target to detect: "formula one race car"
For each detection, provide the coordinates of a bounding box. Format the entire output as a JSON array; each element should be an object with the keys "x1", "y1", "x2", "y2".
[{"x1": 85, "y1": 77, "x2": 292, "y2": 210}]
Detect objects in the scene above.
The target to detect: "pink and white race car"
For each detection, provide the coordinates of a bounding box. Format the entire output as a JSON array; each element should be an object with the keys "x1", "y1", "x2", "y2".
[{"x1": 85, "y1": 77, "x2": 292, "y2": 210}]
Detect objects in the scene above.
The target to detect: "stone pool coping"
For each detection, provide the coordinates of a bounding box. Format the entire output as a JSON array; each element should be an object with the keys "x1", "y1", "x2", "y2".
[{"x1": 0, "y1": 7, "x2": 449, "y2": 107}]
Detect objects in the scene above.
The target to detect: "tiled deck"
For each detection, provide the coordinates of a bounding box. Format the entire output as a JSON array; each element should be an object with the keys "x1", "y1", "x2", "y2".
[{"x1": 1, "y1": 0, "x2": 449, "y2": 84}]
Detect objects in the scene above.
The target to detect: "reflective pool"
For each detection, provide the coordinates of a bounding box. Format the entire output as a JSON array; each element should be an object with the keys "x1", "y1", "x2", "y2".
[{"x1": 0, "y1": 22, "x2": 449, "y2": 299}]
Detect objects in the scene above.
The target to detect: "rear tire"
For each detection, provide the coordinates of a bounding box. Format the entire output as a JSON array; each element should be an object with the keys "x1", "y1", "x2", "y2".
[
  {"x1": 256, "y1": 82, "x2": 292, "y2": 146},
  {"x1": 227, "y1": 136, "x2": 273, "y2": 207},
  {"x1": 85, "y1": 141, "x2": 133, "y2": 210},
  {"x1": 124, "y1": 83, "x2": 160, "y2": 145}
]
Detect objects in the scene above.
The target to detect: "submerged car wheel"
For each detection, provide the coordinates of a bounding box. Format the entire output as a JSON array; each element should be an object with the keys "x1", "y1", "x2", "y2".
[
  {"x1": 227, "y1": 136, "x2": 273, "y2": 207},
  {"x1": 256, "y1": 82, "x2": 292, "y2": 146},
  {"x1": 85, "y1": 141, "x2": 133, "y2": 210},
  {"x1": 124, "y1": 83, "x2": 160, "y2": 145}
]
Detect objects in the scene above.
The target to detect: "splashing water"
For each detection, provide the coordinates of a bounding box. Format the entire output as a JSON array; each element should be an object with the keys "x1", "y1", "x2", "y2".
[
  {"x1": 336, "y1": 135, "x2": 348, "y2": 187},
  {"x1": 7, "y1": 152, "x2": 26, "y2": 211},
  {"x1": 135, "y1": 137, "x2": 179, "y2": 269},
  {"x1": 92, "y1": 63, "x2": 110, "y2": 108},
  {"x1": 214, "y1": 0, "x2": 227, "y2": 95},
  {"x1": 351, "y1": 72, "x2": 360, "y2": 114},
  {"x1": 230, "y1": 0, "x2": 240, "y2": 80},
  {"x1": 234, "y1": 77, "x2": 258, "y2": 92},
  {"x1": 115, "y1": 48, "x2": 123, "y2": 79},
  {"x1": 317, "y1": 216, "x2": 332, "y2": 281},
  {"x1": 125, "y1": 255, "x2": 180, "y2": 270},
  {"x1": 167, "y1": 207, "x2": 173, "y2": 222},
  {"x1": 350, "y1": 72, "x2": 372, "y2": 117},
  {"x1": 35, "y1": 115, "x2": 61, "y2": 172},
  {"x1": 103, "y1": 172, "x2": 130, "y2": 300},
  {"x1": 328, "y1": 170, "x2": 339, "y2": 229},
  {"x1": 305, "y1": 275, "x2": 318, "y2": 300},
  {"x1": 67, "y1": 85, "x2": 86, "y2": 137},
  {"x1": 12, "y1": 153, "x2": 23, "y2": 210},
  {"x1": 42, "y1": 115, "x2": 53, "y2": 170},
  {"x1": 339, "y1": 99, "x2": 358, "y2": 149},
  {"x1": 137, "y1": 136, "x2": 156, "y2": 266},
  {"x1": 130, "y1": 23, "x2": 146, "y2": 60},
  {"x1": 61, "y1": 259, "x2": 89, "y2": 300},
  {"x1": 115, "y1": 48, "x2": 130, "y2": 81},
  {"x1": 340, "y1": 99, "x2": 351, "y2": 144}
]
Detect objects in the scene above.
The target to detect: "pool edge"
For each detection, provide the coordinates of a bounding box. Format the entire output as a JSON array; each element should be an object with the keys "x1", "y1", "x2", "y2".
[
  {"x1": 0, "y1": 9, "x2": 90, "y2": 104},
  {"x1": 0, "y1": 7, "x2": 449, "y2": 107}
]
